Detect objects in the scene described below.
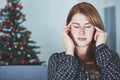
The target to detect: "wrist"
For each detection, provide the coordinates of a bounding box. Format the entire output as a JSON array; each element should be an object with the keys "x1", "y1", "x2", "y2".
[{"x1": 66, "y1": 49, "x2": 74, "y2": 56}]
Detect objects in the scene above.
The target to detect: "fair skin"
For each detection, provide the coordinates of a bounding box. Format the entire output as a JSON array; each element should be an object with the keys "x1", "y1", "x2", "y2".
[{"x1": 62, "y1": 13, "x2": 107, "y2": 61}]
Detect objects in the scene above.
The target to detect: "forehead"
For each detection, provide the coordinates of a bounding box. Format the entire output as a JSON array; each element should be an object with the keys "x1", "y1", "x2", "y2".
[{"x1": 71, "y1": 13, "x2": 90, "y2": 24}]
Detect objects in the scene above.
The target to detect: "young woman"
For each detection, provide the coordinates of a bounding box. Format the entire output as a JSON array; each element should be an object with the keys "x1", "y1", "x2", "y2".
[{"x1": 48, "y1": 2, "x2": 120, "y2": 80}]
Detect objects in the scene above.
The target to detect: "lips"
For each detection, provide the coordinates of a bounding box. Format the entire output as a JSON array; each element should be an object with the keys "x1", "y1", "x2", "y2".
[{"x1": 78, "y1": 38, "x2": 86, "y2": 41}]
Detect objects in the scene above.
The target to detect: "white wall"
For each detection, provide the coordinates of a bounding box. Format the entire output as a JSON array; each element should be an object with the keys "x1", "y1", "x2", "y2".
[
  {"x1": 1, "y1": 0, "x2": 119, "y2": 65},
  {"x1": 22, "y1": 0, "x2": 81, "y2": 65},
  {"x1": 22, "y1": 0, "x2": 100, "y2": 65},
  {"x1": 103, "y1": 0, "x2": 120, "y2": 56},
  {"x1": 116, "y1": 0, "x2": 120, "y2": 56}
]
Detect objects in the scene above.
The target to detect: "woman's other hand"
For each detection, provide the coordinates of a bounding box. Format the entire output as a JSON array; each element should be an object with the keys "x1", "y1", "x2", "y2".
[{"x1": 62, "y1": 23, "x2": 75, "y2": 56}]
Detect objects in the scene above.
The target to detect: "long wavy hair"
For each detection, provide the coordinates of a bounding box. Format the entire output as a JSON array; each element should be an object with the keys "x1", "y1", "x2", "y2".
[{"x1": 66, "y1": 2, "x2": 105, "y2": 78}]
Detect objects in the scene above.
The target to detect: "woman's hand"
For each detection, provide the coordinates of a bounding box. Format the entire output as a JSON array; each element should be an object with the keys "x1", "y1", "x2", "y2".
[
  {"x1": 62, "y1": 23, "x2": 75, "y2": 56},
  {"x1": 94, "y1": 27, "x2": 107, "y2": 47}
]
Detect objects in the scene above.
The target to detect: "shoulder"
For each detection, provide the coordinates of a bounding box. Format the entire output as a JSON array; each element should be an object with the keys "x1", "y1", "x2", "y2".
[
  {"x1": 96, "y1": 44, "x2": 120, "y2": 62},
  {"x1": 96, "y1": 44, "x2": 108, "y2": 51},
  {"x1": 48, "y1": 51, "x2": 66, "y2": 63}
]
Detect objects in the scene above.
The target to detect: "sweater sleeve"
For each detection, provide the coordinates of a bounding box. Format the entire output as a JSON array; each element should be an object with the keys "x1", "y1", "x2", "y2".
[
  {"x1": 96, "y1": 44, "x2": 120, "y2": 80},
  {"x1": 48, "y1": 52, "x2": 78, "y2": 80}
]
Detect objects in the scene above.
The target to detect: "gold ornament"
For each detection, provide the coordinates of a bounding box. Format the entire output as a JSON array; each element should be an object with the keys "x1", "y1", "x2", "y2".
[
  {"x1": 8, "y1": 35, "x2": 11, "y2": 38},
  {"x1": 8, "y1": 47, "x2": 12, "y2": 51},
  {"x1": 14, "y1": 45, "x2": 17, "y2": 48},
  {"x1": 27, "y1": 54, "x2": 31, "y2": 57},
  {"x1": 10, "y1": 27, "x2": 13, "y2": 29},
  {"x1": 20, "y1": 46, "x2": 24, "y2": 50},
  {"x1": 12, "y1": 32, "x2": 15, "y2": 35}
]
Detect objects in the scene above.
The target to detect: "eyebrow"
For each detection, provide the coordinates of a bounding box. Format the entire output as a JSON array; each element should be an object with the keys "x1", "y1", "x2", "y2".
[{"x1": 72, "y1": 22, "x2": 91, "y2": 25}]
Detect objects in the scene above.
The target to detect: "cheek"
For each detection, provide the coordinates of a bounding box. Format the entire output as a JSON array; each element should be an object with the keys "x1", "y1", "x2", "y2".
[
  {"x1": 70, "y1": 28, "x2": 77, "y2": 40},
  {"x1": 86, "y1": 29, "x2": 94, "y2": 38},
  {"x1": 70, "y1": 28, "x2": 77, "y2": 36}
]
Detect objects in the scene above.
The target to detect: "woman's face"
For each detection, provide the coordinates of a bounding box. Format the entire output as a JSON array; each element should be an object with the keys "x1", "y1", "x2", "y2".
[{"x1": 70, "y1": 13, "x2": 95, "y2": 47}]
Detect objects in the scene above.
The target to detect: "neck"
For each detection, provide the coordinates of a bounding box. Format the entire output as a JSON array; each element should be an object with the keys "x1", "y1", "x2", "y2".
[{"x1": 75, "y1": 46, "x2": 89, "y2": 62}]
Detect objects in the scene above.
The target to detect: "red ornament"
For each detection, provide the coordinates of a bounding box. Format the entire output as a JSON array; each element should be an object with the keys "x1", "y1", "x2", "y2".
[
  {"x1": 0, "y1": 55, "x2": 3, "y2": 60},
  {"x1": 26, "y1": 35, "x2": 30, "y2": 39},
  {"x1": 0, "y1": 11, "x2": 2, "y2": 15},
  {"x1": 9, "y1": 55, "x2": 13, "y2": 59},
  {"x1": 19, "y1": 6, "x2": 23, "y2": 9},
  {"x1": 16, "y1": 5, "x2": 23, "y2": 9},
  {"x1": 16, "y1": 27, "x2": 20, "y2": 32},
  {"x1": 21, "y1": 59, "x2": 25, "y2": 64},
  {"x1": 3, "y1": 24, "x2": 7, "y2": 29},
  {"x1": 16, "y1": 13, "x2": 19, "y2": 17},
  {"x1": 2, "y1": 34, "x2": 6, "y2": 39},
  {"x1": 0, "y1": 27, "x2": 3, "y2": 31},
  {"x1": 10, "y1": 6, "x2": 15, "y2": 11},
  {"x1": 22, "y1": 41, "x2": 27, "y2": 46},
  {"x1": 7, "y1": 0, "x2": 11, "y2": 3},
  {"x1": 6, "y1": 41, "x2": 10, "y2": 46},
  {"x1": 6, "y1": 18, "x2": 11, "y2": 23}
]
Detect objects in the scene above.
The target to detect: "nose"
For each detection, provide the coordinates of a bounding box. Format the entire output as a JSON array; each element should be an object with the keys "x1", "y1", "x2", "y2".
[{"x1": 79, "y1": 27, "x2": 85, "y2": 35}]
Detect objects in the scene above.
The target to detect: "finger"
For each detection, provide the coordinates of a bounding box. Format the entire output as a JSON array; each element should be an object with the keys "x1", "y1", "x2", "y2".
[
  {"x1": 94, "y1": 31, "x2": 97, "y2": 41},
  {"x1": 62, "y1": 27, "x2": 70, "y2": 36},
  {"x1": 95, "y1": 27, "x2": 102, "y2": 31}
]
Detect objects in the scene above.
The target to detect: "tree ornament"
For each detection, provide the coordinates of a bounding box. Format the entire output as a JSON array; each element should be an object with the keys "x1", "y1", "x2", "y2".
[
  {"x1": 6, "y1": 41, "x2": 10, "y2": 46},
  {"x1": 0, "y1": 27, "x2": 3, "y2": 31},
  {"x1": 0, "y1": 11, "x2": 2, "y2": 15},
  {"x1": 20, "y1": 46, "x2": 24, "y2": 50},
  {"x1": 12, "y1": 32, "x2": 15, "y2": 35},
  {"x1": 22, "y1": 41, "x2": 27, "y2": 46},
  {"x1": 34, "y1": 57, "x2": 40, "y2": 63},
  {"x1": 16, "y1": 27, "x2": 20, "y2": 32},
  {"x1": 27, "y1": 54, "x2": 31, "y2": 58},
  {"x1": 8, "y1": 47, "x2": 12, "y2": 51},
  {"x1": 16, "y1": 5, "x2": 23, "y2": 9},
  {"x1": 2, "y1": 34, "x2": 6, "y2": 39},
  {"x1": 14, "y1": 45, "x2": 17, "y2": 48},
  {"x1": 6, "y1": 18, "x2": 11, "y2": 23},
  {"x1": 3, "y1": 24, "x2": 7, "y2": 29},
  {"x1": 19, "y1": 6, "x2": 23, "y2": 9},
  {"x1": 9, "y1": 55, "x2": 14, "y2": 59},
  {"x1": 21, "y1": 59, "x2": 25, "y2": 64},
  {"x1": 10, "y1": 6, "x2": 15, "y2": 11},
  {"x1": 16, "y1": 13, "x2": 19, "y2": 17},
  {"x1": 26, "y1": 35, "x2": 30, "y2": 39},
  {"x1": 0, "y1": 55, "x2": 3, "y2": 60},
  {"x1": 7, "y1": 0, "x2": 11, "y2": 3}
]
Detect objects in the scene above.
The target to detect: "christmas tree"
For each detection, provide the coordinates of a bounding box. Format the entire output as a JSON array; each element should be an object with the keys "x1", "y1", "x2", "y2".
[{"x1": 0, "y1": 0, "x2": 45, "y2": 65}]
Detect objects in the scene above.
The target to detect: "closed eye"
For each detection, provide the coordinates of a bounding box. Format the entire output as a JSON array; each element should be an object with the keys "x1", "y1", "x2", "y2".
[
  {"x1": 85, "y1": 25, "x2": 91, "y2": 28},
  {"x1": 73, "y1": 25, "x2": 79, "y2": 28},
  {"x1": 72, "y1": 24, "x2": 79, "y2": 28}
]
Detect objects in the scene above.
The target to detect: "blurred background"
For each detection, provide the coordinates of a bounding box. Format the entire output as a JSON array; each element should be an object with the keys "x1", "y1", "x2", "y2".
[
  {"x1": 0, "y1": 0, "x2": 120, "y2": 65},
  {"x1": 0, "y1": 0, "x2": 120, "y2": 80}
]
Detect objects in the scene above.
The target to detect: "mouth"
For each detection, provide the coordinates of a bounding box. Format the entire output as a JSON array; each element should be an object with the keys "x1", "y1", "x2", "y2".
[{"x1": 77, "y1": 38, "x2": 86, "y2": 41}]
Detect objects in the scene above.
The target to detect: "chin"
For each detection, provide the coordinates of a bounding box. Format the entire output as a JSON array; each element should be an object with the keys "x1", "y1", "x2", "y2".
[
  {"x1": 77, "y1": 44, "x2": 89, "y2": 47},
  {"x1": 76, "y1": 42, "x2": 90, "y2": 47}
]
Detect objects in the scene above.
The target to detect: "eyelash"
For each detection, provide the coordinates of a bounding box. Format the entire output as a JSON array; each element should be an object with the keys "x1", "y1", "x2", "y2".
[
  {"x1": 85, "y1": 26, "x2": 91, "y2": 28},
  {"x1": 73, "y1": 25, "x2": 79, "y2": 28},
  {"x1": 73, "y1": 25, "x2": 91, "y2": 28}
]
